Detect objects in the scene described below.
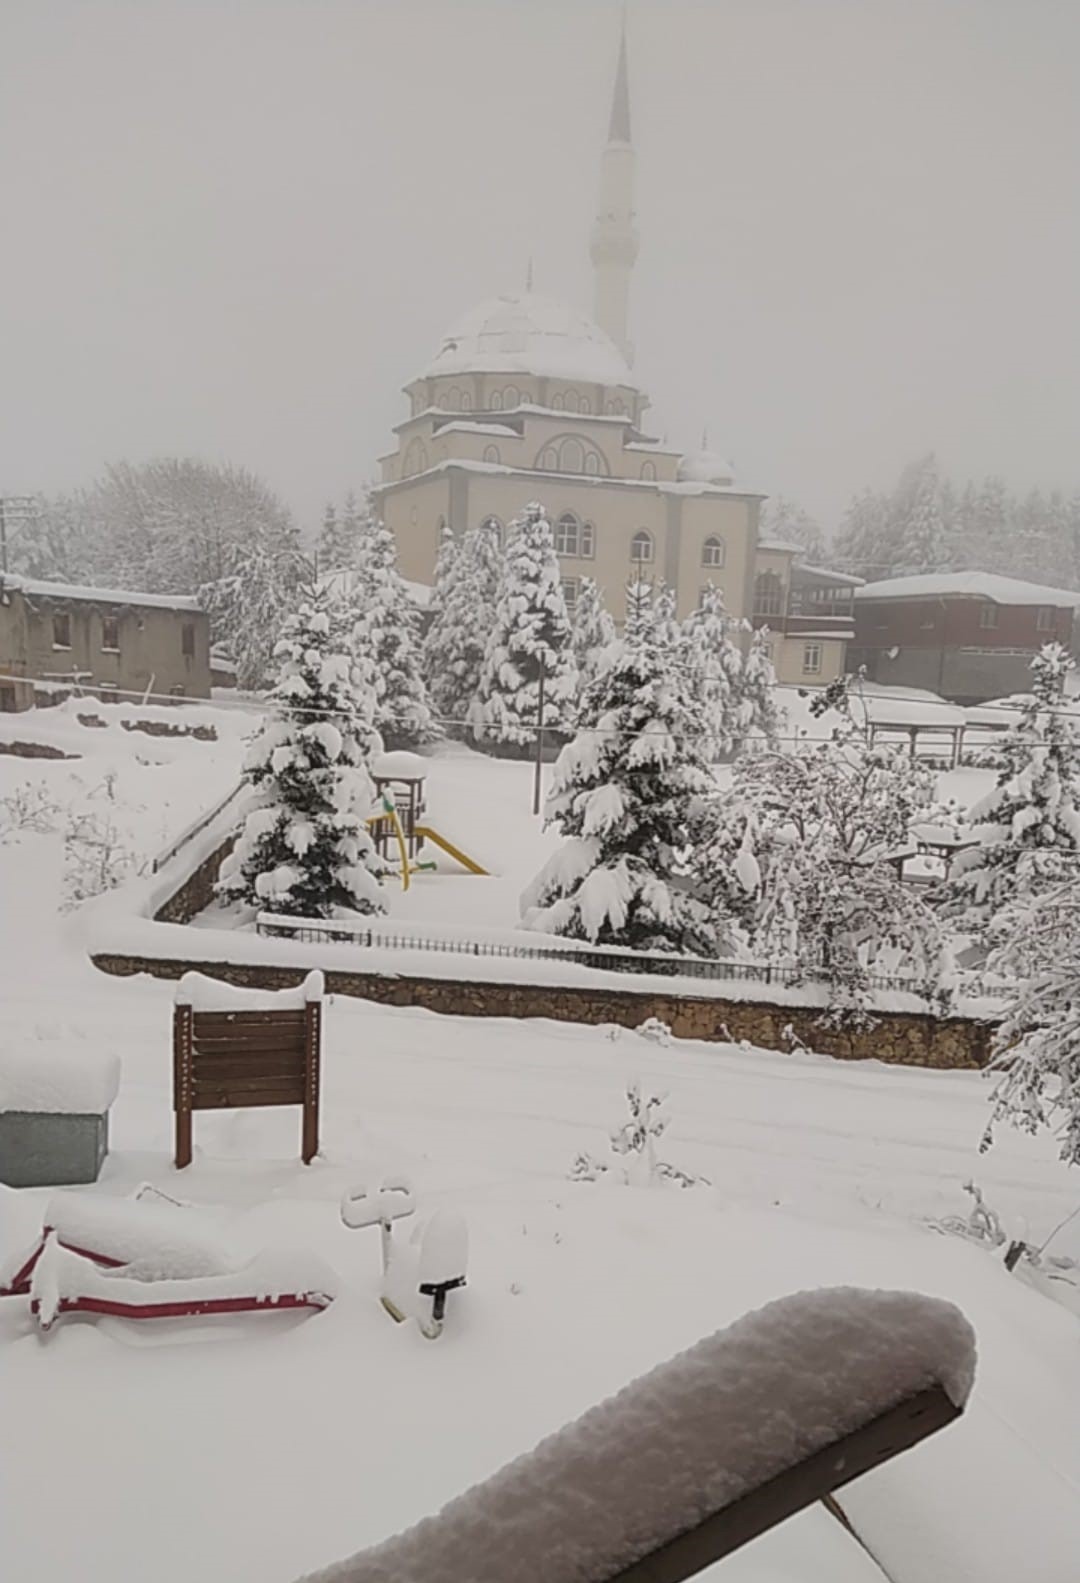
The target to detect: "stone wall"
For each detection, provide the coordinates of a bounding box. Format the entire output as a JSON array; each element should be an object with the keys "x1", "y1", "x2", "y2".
[
  {"x1": 153, "y1": 836, "x2": 236, "y2": 925},
  {"x1": 92, "y1": 949, "x2": 995, "y2": 1069}
]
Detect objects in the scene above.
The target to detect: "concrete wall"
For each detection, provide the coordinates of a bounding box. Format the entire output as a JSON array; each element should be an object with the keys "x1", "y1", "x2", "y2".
[
  {"x1": 92, "y1": 951, "x2": 994, "y2": 1071},
  {"x1": 0, "y1": 588, "x2": 211, "y2": 699}
]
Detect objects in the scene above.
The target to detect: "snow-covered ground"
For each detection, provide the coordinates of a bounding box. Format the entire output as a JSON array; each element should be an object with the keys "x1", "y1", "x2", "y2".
[{"x1": 3, "y1": 700, "x2": 1079, "y2": 1582}]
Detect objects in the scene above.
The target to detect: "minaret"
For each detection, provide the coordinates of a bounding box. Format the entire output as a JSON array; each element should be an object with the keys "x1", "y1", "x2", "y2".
[{"x1": 590, "y1": 15, "x2": 638, "y2": 365}]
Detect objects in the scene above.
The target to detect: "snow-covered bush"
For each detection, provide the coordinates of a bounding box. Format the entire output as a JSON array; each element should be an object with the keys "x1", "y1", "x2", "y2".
[
  {"x1": 734, "y1": 625, "x2": 782, "y2": 750},
  {"x1": 422, "y1": 517, "x2": 501, "y2": 730},
  {"x1": 0, "y1": 782, "x2": 61, "y2": 842},
  {"x1": 470, "y1": 502, "x2": 577, "y2": 752},
  {"x1": 571, "y1": 1082, "x2": 707, "y2": 1189},
  {"x1": 680, "y1": 583, "x2": 743, "y2": 762},
  {"x1": 941, "y1": 644, "x2": 1080, "y2": 933},
  {"x1": 349, "y1": 520, "x2": 437, "y2": 750},
  {"x1": 218, "y1": 592, "x2": 386, "y2": 919},
  {"x1": 62, "y1": 809, "x2": 144, "y2": 905},
  {"x1": 522, "y1": 581, "x2": 717, "y2": 955}
]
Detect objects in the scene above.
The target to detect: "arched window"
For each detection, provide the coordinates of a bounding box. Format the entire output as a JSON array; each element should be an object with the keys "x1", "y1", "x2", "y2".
[
  {"x1": 579, "y1": 395, "x2": 591, "y2": 414},
  {"x1": 558, "y1": 436, "x2": 585, "y2": 473},
  {"x1": 631, "y1": 530, "x2": 654, "y2": 565},
  {"x1": 640, "y1": 461, "x2": 656, "y2": 481},
  {"x1": 538, "y1": 446, "x2": 558, "y2": 471},
  {"x1": 489, "y1": 390, "x2": 502, "y2": 411},
  {"x1": 482, "y1": 444, "x2": 500, "y2": 464},
  {"x1": 445, "y1": 386, "x2": 461, "y2": 411},
  {"x1": 503, "y1": 385, "x2": 520, "y2": 409},
  {"x1": 564, "y1": 390, "x2": 580, "y2": 414},
  {"x1": 584, "y1": 452, "x2": 601, "y2": 476},
  {"x1": 702, "y1": 536, "x2": 726, "y2": 568},
  {"x1": 754, "y1": 570, "x2": 784, "y2": 617},
  {"x1": 460, "y1": 392, "x2": 472, "y2": 411},
  {"x1": 402, "y1": 437, "x2": 428, "y2": 478},
  {"x1": 480, "y1": 515, "x2": 503, "y2": 545},
  {"x1": 551, "y1": 393, "x2": 564, "y2": 411},
  {"x1": 555, "y1": 512, "x2": 582, "y2": 556}
]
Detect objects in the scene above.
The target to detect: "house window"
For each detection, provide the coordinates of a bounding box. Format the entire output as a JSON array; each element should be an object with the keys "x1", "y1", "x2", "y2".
[
  {"x1": 182, "y1": 622, "x2": 196, "y2": 658},
  {"x1": 640, "y1": 461, "x2": 656, "y2": 481},
  {"x1": 631, "y1": 530, "x2": 653, "y2": 565},
  {"x1": 702, "y1": 536, "x2": 725, "y2": 568},
  {"x1": 561, "y1": 577, "x2": 580, "y2": 613},
  {"x1": 101, "y1": 615, "x2": 120, "y2": 651},
  {"x1": 482, "y1": 444, "x2": 500, "y2": 464},
  {"x1": 52, "y1": 612, "x2": 71, "y2": 649},
  {"x1": 1037, "y1": 606, "x2": 1054, "y2": 632},
  {"x1": 169, "y1": 684, "x2": 186, "y2": 698},
  {"x1": 978, "y1": 603, "x2": 999, "y2": 630},
  {"x1": 753, "y1": 571, "x2": 784, "y2": 617},
  {"x1": 802, "y1": 642, "x2": 823, "y2": 676}
]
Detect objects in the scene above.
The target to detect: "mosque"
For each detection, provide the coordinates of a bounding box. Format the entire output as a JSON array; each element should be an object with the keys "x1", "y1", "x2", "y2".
[{"x1": 372, "y1": 24, "x2": 854, "y2": 686}]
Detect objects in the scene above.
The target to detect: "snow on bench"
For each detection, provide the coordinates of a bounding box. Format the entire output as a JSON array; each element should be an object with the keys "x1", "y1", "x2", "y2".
[
  {"x1": 0, "y1": 1048, "x2": 120, "y2": 1116},
  {"x1": 296, "y1": 1287, "x2": 975, "y2": 1583}
]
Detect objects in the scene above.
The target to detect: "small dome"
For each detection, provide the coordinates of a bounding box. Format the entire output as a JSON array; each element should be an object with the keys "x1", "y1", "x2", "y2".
[
  {"x1": 677, "y1": 447, "x2": 736, "y2": 486},
  {"x1": 419, "y1": 292, "x2": 633, "y2": 388}
]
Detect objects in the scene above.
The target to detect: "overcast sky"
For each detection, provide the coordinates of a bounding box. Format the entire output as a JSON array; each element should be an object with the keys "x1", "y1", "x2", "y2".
[{"x1": 2, "y1": 0, "x2": 1078, "y2": 535}]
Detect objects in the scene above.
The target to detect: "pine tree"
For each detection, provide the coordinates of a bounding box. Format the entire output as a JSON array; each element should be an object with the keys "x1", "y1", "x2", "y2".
[
  {"x1": 199, "y1": 532, "x2": 308, "y2": 690},
  {"x1": 833, "y1": 488, "x2": 890, "y2": 578},
  {"x1": 569, "y1": 576, "x2": 617, "y2": 692},
  {"x1": 942, "y1": 643, "x2": 1080, "y2": 930},
  {"x1": 735, "y1": 626, "x2": 782, "y2": 750},
  {"x1": 318, "y1": 501, "x2": 357, "y2": 575},
  {"x1": 521, "y1": 583, "x2": 717, "y2": 954},
  {"x1": 218, "y1": 592, "x2": 386, "y2": 919},
  {"x1": 422, "y1": 517, "x2": 501, "y2": 728},
  {"x1": 470, "y1": 502, "x2": 578, "y2": 752},
  {"x1": 350, "y1": 520, "x2": 437, "y2": 750},
  {"x1": 759, "y1": 497, "x2": 827, "y2": 564},
  {"x1": 981, "y1": 878, "x2": 1080, "y2": 1167},
  {"x1": 892, "y1": 454, "x2": 945, "y2": 574},
  {"x1": 681, "y1": 582, "x2": 742, "y2": 762}
]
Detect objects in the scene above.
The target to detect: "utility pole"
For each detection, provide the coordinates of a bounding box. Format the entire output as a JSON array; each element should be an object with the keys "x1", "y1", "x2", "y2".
[
  {"x1": 532, "y1": 653, "x2": 547, "y2": 817},
  {"x1": 0, "y1": 496, "x2": 36, "y2": 576}
]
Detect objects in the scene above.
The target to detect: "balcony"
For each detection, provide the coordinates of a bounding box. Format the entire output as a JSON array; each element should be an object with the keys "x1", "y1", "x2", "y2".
[{"x1": 751, "y1": 611, "x2": 855, "y2": 640}]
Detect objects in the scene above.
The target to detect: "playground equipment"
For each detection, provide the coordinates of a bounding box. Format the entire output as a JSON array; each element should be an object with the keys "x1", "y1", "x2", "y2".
[
  {"x1": 340, "y1": 1174, "x2": 468, "y2": 1339},
  {"x1": 368, "y1": 752, "x2": 488, "y2": 890},
  {"x1": 0, "y1": 1190, "x2": 336, "y2": 1330}
]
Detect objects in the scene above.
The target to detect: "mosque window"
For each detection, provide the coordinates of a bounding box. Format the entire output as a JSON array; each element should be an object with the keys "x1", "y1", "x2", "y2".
[
  {"x1": 581, "y1": 520, "x2": 596, "y2": 558},
  {"x1": 555, "y1": 512, "x2": 582, "y2": 556},
  {"x1": 702, "y1": 536, "x2": 726, "y2": 568},
  {"x1": 489, "y1": 391, "x2": 502, "y2": 410},
  {"x1": 552, "y1": 393, "x2": 564, "y2": 411},
  {"x1": 403, "y1": 438, "x2": 428, "y2": 477},
  {"x1": 538, "y1": 446, "x2": 558, "y2": 471},
  {"x1": 640, "y1": 461, "x2": 656, "y2": 481},
  {"x1": 579, "y1": 396, "x2": 591, "y2": 415},
  {"x1": 754, "y1": 571, "x2": 784, "y2": 618},
  {"x1": 559, "y1": 437, "x2": 585, "y2": 473},
  {"x1": 482, "y1": 444, "x2": 500, "y2": 464},
  {"x1": 631, "y1": 530, "x2": 654, "y2": 565},
  {"x1": 461, "y1": 392, "x2": 472, "y2": 411},
  {"x1": 503, "y1": 385, "x2": 520, "y2": 408},
  {"x1": 560, "y1": 577, "x2": 580, "y2": 614},
  {"x1": 584, "y1": 452, "x2": 601, "y2": 476},
  {"x1": 445, "y1": 387, "x2": 461, "y2": 411},
  {"x1": 564, "y1": 390, "x2": 580, "y2": 414}
]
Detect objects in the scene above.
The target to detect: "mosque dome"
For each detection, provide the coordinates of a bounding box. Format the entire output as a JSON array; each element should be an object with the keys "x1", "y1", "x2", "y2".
[
  {"x1": 420, "y1": 292, "x2": 634, "y2": 388},
  {"x1": 677, "y1": 446, "x2": 736, "y2": 487}
]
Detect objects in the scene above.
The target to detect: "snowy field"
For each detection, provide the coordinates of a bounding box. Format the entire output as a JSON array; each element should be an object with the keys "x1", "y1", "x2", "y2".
[{"x1": 3, "y1": 696, "x2": 1080, "y2": 1582}]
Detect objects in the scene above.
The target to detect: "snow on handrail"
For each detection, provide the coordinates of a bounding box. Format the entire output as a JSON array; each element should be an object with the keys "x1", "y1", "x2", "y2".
[{"x1": 152, "y1": 784, "x2": 244, "y2": 874}]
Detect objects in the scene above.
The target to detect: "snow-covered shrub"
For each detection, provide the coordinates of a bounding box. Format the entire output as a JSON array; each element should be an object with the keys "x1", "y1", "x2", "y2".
[
  {"x1": 940, "y1": 644, "x2": 1080, "y2": 933},
  {"x1": 349, "y1": 519, "x2": 437, "y2": 750},
  {"x1": 0, "y1": 782, "x2": 61, "y2": 842},
  {"x1": 63, "y1": 809, "x2": 144, "y2": 905},
  {"x1": 734, "y1": 625, "x2": 782, "y2": 750},
  {"x1": 522, "y1": 581, "x2": 717, "y2": 955},
  {"x1": 570, "y1": 576, "x2": 617, "y2": 693},
  {"x1": 423, "y1": 517, "x2": 501, "y2": 730},
  {"x1": 680, "y1": 583, "x2": 743, "y2": 762},
  {"x1": 470, "y1": 502, "x2": 577, "y2": 752},
  {"x1": 218, "y1": 592, "x2": 386, "y2": 919},
  {"x1": 570, "y1": 1082, "x2": 707, "y2": 1189},
  {"x1": 636, "y1": 1017, "x2": 672, "y2": 1047}
]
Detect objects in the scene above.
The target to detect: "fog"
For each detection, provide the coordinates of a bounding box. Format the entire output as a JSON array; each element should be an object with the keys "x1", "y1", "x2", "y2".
[{"x1": 2, "y1": 0, "x2": 1077, "y2": 532}]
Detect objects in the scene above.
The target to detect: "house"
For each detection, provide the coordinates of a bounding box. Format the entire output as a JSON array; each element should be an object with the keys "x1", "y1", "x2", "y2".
[
  {"x1": 0, "y1": 575, "x2": 211, "y2": 709},
  {"x1": 849, "y1": 571, "x2": 1080, "y2": 704},
  {"x1": 750, "y1": 542, "x2": 861, "y2": 685}
]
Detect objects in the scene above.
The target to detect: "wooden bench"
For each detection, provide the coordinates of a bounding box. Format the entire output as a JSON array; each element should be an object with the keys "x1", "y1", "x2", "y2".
[{"x1": 172, "y1": 971, "x2": 323, "y2": 1168}]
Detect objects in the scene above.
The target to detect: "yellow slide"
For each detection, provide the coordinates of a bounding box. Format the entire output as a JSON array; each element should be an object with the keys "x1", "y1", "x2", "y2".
[{"x1": 413, "y1": 826, "x2": 488, "y2": 875}]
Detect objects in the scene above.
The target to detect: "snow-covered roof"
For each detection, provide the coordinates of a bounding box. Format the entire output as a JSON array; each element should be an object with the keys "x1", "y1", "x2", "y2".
[
  {"x1": 2, "y1": 574, "x2": 201, "y2": 612},
  {"x1": 795, "y1": 563, "x2": 864, "y2": 586},
  {"x1": 856, "y1": 572, "x2": 1080, "y2": 608},
  {"x1": 401, "y1": 578, "x2": 432, "y2": 608},
  {"x1": 416, "y1": 293, "x2": 635, "y2": 387},
  {"x1": 678, "y1": 448, "x2": 735, "y2": 486},
  {"x1": 758, "y1": 538, "x2": 802, "y2": 555},
  {"x1": 433, "y1": 421, "x2": 519, "y2": 440}
]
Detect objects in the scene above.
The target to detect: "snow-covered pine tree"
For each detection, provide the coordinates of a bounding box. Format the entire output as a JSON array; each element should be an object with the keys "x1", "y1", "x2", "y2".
[
  {"x1": 942, "y1": 643, "x2": 1080, "y2": 931},
  {"x1": 891, "y1": 454, "x2": 946, "y2": 575},
  {"x1": 426, "y1": 520, "x2": 458, "y2": 627},
  {"x1": 521, "y1": 582, "x2": 717, "y2": 954},
  {"x1": 681, "y1": 582, "x2": 743, "y2": 762},
  {"x1": 734, "y1": 625, "x2": 782, "y2": 750},
  {"x1": 349, "y1": 520, "x2": 437, "y2": 750},
  {"x1": 318, "y1": 501, "x2": 357, "y2": 575},
  {"x1": 218, "y1": 592, "x2": 386, "y2": 920},
  {"x1": 569, "y1": 576, "x2": 617, "y2": 692},
  {"x1": 470, "y1": 502, "x2": 578, "y2": 752},
  {"x1": 200, "y1": 530, "x2": 308, "y2": 691},
  {"x1": 422, "y1": 516, "x2": 501, "y2": 729}
]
